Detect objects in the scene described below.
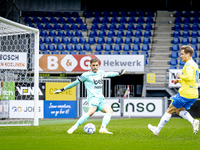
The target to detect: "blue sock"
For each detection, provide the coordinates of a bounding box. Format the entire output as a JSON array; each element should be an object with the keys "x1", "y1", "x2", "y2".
[
  {"x1": 101, "y1": 113, "x2": 112, "y2": 128},
  {"x1": 75, "y1": 113, "x2": 90, "y2": 127}
]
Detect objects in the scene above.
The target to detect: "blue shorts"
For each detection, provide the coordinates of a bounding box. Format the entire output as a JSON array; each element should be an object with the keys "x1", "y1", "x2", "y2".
[
  {"x1": 170, "y1": 93, "x2": 197, "y2": 110},
  {"x1": 88, "y1": 97, "x2": 109, "y2": 112}
]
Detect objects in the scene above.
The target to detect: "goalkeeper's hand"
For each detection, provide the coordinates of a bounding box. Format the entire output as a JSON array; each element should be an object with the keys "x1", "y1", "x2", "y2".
[
  {"x1": 119, "y1": 69, "x2": 127, "y2": 76},
  {"x1": 54, "y1": 88, "x2": 65, "y2": 94}
]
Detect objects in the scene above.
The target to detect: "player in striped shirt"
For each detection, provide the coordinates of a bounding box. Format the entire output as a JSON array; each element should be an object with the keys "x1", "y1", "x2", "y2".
[
  {"x1": 148, "y1": 45, "x2": 199, "y2": 136},
  {"x1": 54, "y1": 58, "x2": 126, "y2": 134}
]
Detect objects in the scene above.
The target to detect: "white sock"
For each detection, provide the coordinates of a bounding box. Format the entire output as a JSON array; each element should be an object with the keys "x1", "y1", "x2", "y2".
[
  {"x1": 179, "y1": 110, "x2": 194, "y2": 124},
  {"x1": 156, "y1": 112, "x2": 172, "y2": 133}
]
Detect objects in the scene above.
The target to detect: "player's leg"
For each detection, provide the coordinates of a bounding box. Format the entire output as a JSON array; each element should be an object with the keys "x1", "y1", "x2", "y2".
[
  {"x1": 99, "y1": 101, "x2": 113, "y2": 134},
  {"x1": 67, "y1": 106, "x2": 97, "y2": 134}
]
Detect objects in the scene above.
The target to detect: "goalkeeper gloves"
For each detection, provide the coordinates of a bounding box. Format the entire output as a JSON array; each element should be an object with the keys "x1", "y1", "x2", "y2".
[
  {"x1": 119, "y1": 69, "x2": 127, "y2": 76},
  {"x1": 54, "y1": 88, "x2": 65, "y2": 94}
]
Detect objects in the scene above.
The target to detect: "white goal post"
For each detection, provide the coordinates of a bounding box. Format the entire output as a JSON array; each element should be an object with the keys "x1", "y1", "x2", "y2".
[{"x1": 0, "y1": 17, "x2": 39, "y2": 126}]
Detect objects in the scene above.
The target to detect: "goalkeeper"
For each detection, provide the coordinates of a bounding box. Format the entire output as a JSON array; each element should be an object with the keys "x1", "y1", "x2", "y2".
[{"x1": 54, "y1": 58, "x2": 126, "y2": 134}]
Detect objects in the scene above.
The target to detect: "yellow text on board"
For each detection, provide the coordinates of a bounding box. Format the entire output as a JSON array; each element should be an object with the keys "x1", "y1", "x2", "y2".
[
  {"x1": 147, "y1": 73, "x2": 155, "y2": 83},
  {"x1": 45, "y1": 82, "x2": 76, "y2": 100}
]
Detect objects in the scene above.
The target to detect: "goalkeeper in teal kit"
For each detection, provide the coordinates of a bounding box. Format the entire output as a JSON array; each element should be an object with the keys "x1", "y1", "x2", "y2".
[{"x1": 54, "y1": 58, "x2": 126, "y2": 134}]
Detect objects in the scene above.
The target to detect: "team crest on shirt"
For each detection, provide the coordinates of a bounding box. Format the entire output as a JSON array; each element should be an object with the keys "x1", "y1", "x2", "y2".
[{"x1": 186, "y1": 63, "x2": 190, "y2": 66}]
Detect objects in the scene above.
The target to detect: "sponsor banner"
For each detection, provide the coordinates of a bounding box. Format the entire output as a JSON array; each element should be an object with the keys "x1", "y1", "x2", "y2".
[
  {"x1": 81, "y1": 98, "x2": 121, "y2": 117},
  {"x1": 9, "y1": 100, "x2": 44, "y2": 118},
  {"x1": 45, "y1": 82, "x2": 76, "y2": 100},
  {"x1": 0, "y1": 101, "x2": 9, "y2": 118},
  {"x1": 0, "y1": 52, "x2": 27, "y2": 69},
  {"x1": 123, "y1": 99, "x2": 163, "y2": 117},
  {"x1": 39, "y1": 55, "x2": 144, "y2": 72},
  {"x1": 44, "y1": 101, "x2": 77, "y2": 118},
  {"x1": 169, "y1": 69, "x2": 200, "y2": 87},
  {"x1": 15, "y1": 83, "x2": 45, "y2": 100},
  {"x1": 1, "y1": 82, "x2": 15, "y2": 100}
]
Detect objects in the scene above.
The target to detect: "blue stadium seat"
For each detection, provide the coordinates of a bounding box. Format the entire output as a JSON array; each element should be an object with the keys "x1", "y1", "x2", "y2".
[
  {"x1": 141, "y1": 51, "x2": 149, "y2": 58},
  {"x1": 66, "y1": 44, "x2": 74, "y2": 51},
  {"x1": 70, "y1": 37, "x2": 78, "y2": 44},
  {"x1": 135, "y1": 31, "x2": 143, "y2": 37},
  {"x1": 71, "y1": 24, "x2": 79, "y2": 31},
  {"x1": 28, "y1": 23, "x2": 35, "y2": 28},
  {"x1": 170, "y1": 59, "x2": 178, "y2": 65},
  {"x1": 174, "y1": 24, "x2": 182, "y2": 31},
  {"x1": 145, "y1": 24, "x2": 153, "y2": 31},
  {"x1": 62, "y1": 24, "x2": 70, "y2": 31},
  {"x1": 183, "y1": 18, "x2": 191, "y2": 24},
  {"x1": 193, "y1": 12, "x2": 199, "y2": 18},
  {"x1": 123, "y1": 45, "x2": 131, "y2": 51},
  {"x1": 171, "y1": 45, "x2": 180, "y2": 51},
  {"x1": 127, "y1": 24, "x2": 135, "y2": 31},
  {"x1": 144, "y1": 31, "x2": 151, "y2": 37},
  {"x1": 102, "y1": 18, "x2": 110, "y2": 24},
  {"x1": 142, "y1": 44, "x2": 150, "y2": 51},
  {"x1": 184, "y1": 11, "x2": 191, "y2": 18},
  {"x1": 173, "y1": 31, "x2": 181, "y2": 37},
  {"x1": 170, "y1": 66, "x2": 177, "y2": 69},
  {"x1": 100, "y1": 24, "x2": 108, "y2": 31},
  {"x1": 67, "y1": 18, "x2": 74, "y2": 24},
  {"x1": 137, "y1": 17, "x2": 145, "y2": 24},
  {"x1": 116, "y1": 31, "x2": 124, "y2": 37},
  {"x1": 134, "y1": 37, "x2": 142, "y2": 44},
  {"x1": 128, "y1": 18, "x2": 136, "y2": 24},
  {"x1": 138, "y1": 11, "x2": 145, "y2": 17},
  {"x1": 92, "y1": 18, "x2": 101, "y2": 24},
  {"x1": 40, "y1": 31, "x2": 48, "y2": 37},
  {"x1": 79, "y1": 24, "x2": 88, "y2": 31},
  {"x1": 198, "y1": 60, "x2": 200, "y2": 65},
  {"x1": 179, "y1": 59, "x2": 185, "y2": 66},
  {"x1": 122, "y1": 51, "x2": 130, "y2": 55},
  {"x1": 37, "y1": 24, "x2": 44, "y2": 30},
  {"x1": 172, "y1": 38, "x2": 180, "y2": 44},
  {"x1": 97, "y1": 37, "x2": 105, "y2": 44},
  {"x1": 146, "y1": 17, "x2": 154, "y2": 24},
  {"x1": 107, "y1": 31, "x2": 115, "y2": 38},
  {"x1": 44, "y1": 37, "x2": 52, "y2": 44},
  {"x1": 39, "y1": 44, "x2": 47, "y2": 51},
  {"x1": 46, "y1": 12, "x2": 53, "y2": 17},
  {"x1": 147, "y1": 11, "x2": 154, "y2": 17},
  {"x1": 124, "y1": 38, "x2": 132, "y2": 44},
  {"x1": 181, "y1": 38, "x2": 189, "y2": 45},
  {"x1": 74, "y1": 44, "x2": 83, "y2": 51},
  {"x1": 183, "y1": 24, "x2": 190, "y2": 31},
  {"x1": 174, "y1": 18, "x2": 182, "y2": 24},
  {"x1": 33, "y1": 17, "x2": 40, "y2": 23},
  {"x1": 112, "y1": 11, "x2": 119, "y2": 17},
  {"x1": 109, "y1": 24, "x2": 117, "y2": 31},
  {"x1": 66, "y1": 31, "x2": 74, "y2": 37},
  {"x1": 126, "y1": 31, "x2": 134, "y2": 37},
  {"x1": 118, "y1": 24, "x2": 126, "y2": 31},
  {"x1": 51, "y1": 51, "x2": 59, "y2": 54},
  {"x1": 130, "y1": 11, "x2": 137, "y2": 17},
  {"x1": 191, "y1": 38, "x2": 198, "y2": 45},
  {"x1": 49, "y1": 30, "x2": 57, "y2": 37},
  {"x1": 61, "y1": 37, "x2": 70, "y2": 44},
  {"x1": 136, "y1": 24, "x2": 144, "y2": 30},
  {"x1": 94, "y1": 12, "x2": 102, "y2": 18},
  {"x1": 131, "y1": 51, "x2": 139, "y2": 55},
  {"x1": 103, "y1": 11, "x2": 110, "y2": 17},
  {"x1": 63, "y1": 12, "x2": 71, "y2": 17},
  {"x1": 24, "y1": 17, "x2": 32, "y2": 23},
  {"x1": 57, "y1": 30, "x2": 65, "y2": 37},
  {"x1": 170, "y1": 52, "x2": 179, "y2": 58},
  {"x1": 41, "y1": 17, "x2": 49, "y2": 23},
  {"x1": 75, "y1": 31, "x2": 83, "y2": 37},
  {"x1": 105, "y1": 45, "x2": 113, "y2": 51},
  {"x1": 53, "y1": 37, "x2": 61, "y2": 44},
  {"x1": 70, "y1": 51, "x2": 77, "y2": 55},
  {"x1": 76, "y1": 18, "x2": 83, "y2": 24},
  {"x1": 57, "y1": 44, "x2": 65, "y2": 51},
  {"x1": 89, "y1": 31, "x2": 97, "y2": 37},
  {"x1": 132, "y1": 45, "x2": 140, "y2": 51},
  {"x1": 88, "y1": 37, "x2": 96, "y2": 44},
  {"x1": 48, "y1": 44, "x2": 56, "y2": 51},
  {"x1": 95, "y1": 45, "x2": 104, "y2": 51},
  {"x1": 119, "y1": 18, "x2": 127, "y2": 24},
  {"x1": 39, "y1": 38, "x2": 43, "y2": 44},
  {"x1": 114, "y1": 45, "x2": 122, "y2": 51},
  {"x1": 91, "y1": 24, "x2": 99, "y2": 31},
  {"x1": 79, "y1": 51, "x2": 86, "y2": 55},
  {"x1": 115, "y1": 37, "x2": 123, "y2": 44},
  {"x1": 42, "y1": 51, "x2": 50, "y2": 54},
  {"x1": 45, "y1": 24, "x2": 53, "y2": 30},
  {"x1": 95, "y1": 52, "x2": 102, "y2": 55},
  {"x1": 83, "y1": 44, "x2": 92, "y2": 51},
  {"x1": 106, "y1": 38, "x2": 114, "y2": 44},
  {"x1": 98, "y1": 31, "x2": 106, "y2": 37},
  {"x1": 192, "y1": 18, "x2": 199, "y2": 24},
  {"x1": 175, "y1": 11, "x2": 182, "y2": 18},
  {"x1": 53, "y1": 24, "x2": 61, "y2": 31},
  {"x1": 143, "y1": 37, "x2": 151, "y2": 44},
  {"x1": 113, "y1": 51, "x2": 121, "y2": 55},
  {"x1": 110, "y1": 18, "x2": 118, "y2": 24},
  {"x1": 192, "y1": 52, "x2": 197, "y2": 58},
  {"x1": 182, "y1": 31, "x2": 190, "y2": 38},
  {"x1": 191, "y1": 45, "x2": 198, "y2": 51},
  {"x1": 79, "y1": 38, "x2": 87, "y2": 44},
  {"x1": 58, "y1": 17, "x2": 66, "y2": 24},
  {"x1": 121, "y1": 11, "x2": 128, "y2": 17},
  {"x1": 191, "y1": 31, "x2": 199, "y2": 38},
  {"x1": 179, "y1": 66, "x2": 184, "y2": 69},
  {"x1": 49, "y1": 17, "x2": 57, "y2": 24},
  {"x1": 104, "y1": 52, "x2": 111, "y2": 55}
]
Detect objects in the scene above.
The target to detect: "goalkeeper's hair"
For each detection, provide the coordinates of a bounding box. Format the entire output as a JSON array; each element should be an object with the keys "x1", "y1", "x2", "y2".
[{"x1": 90, "y1": 58, "x2": 99, "y2": 64}]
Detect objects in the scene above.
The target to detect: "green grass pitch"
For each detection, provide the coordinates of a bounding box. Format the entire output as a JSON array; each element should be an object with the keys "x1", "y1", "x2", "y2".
[{"x1": 0, "y1": 118, "x2": 200, "y2": 150}]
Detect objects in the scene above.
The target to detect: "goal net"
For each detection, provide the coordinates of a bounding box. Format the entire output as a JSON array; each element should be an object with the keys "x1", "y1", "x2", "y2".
[{"x1": 0, "y1": 17, "x2": 39, "y2": 126}]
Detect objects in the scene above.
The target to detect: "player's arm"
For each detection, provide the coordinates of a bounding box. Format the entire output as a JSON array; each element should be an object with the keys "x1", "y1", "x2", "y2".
[
  {"x1": 105, "y1": 69, "x2": 127, "y2": 77},
  {"x1": 54, "y1": 79, "x2": 81, "y2": 94},
  {"x1": 178, "y1": 67, "x2": 193, "y2": 81}
]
